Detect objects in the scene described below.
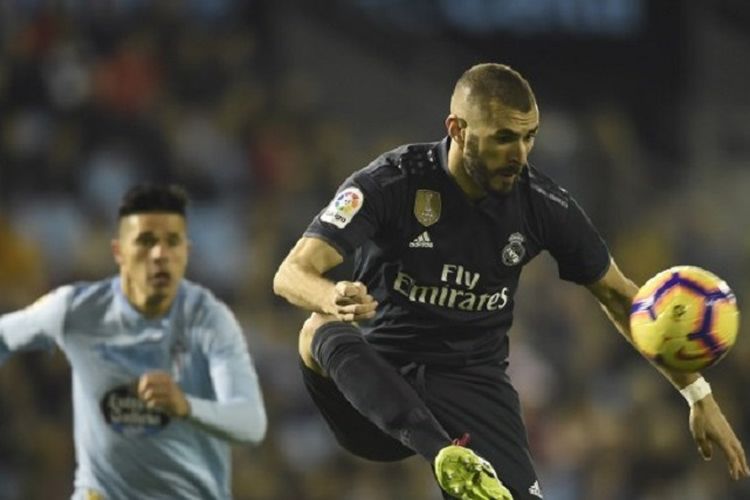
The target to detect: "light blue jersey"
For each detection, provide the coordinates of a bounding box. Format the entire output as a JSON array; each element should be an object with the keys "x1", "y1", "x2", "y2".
[{"x1": 0, "y1": 277, "x2": 267, "y2": 500}]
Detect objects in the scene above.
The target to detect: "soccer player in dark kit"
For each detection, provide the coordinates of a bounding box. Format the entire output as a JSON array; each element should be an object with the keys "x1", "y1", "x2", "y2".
[{"x1": 274, "y1": 63, "x2": 749, "y2": 499}]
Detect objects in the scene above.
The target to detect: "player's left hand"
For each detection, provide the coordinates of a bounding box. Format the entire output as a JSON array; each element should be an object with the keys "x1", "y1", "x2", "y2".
[
  {"x1": 137, "y1": 371, "x2": 191, "y2": 418},
  {"x1": 689, "y1": 394, "x2": 750, "y2": 480}
]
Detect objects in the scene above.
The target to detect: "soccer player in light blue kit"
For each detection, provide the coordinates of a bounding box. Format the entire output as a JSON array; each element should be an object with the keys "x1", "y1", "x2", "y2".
[{"x1": 0, "y1": 184, "x2": 267, "y2": 500}]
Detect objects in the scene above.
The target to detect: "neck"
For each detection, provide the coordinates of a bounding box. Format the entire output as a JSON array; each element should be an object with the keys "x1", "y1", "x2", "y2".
[
  {"x1": 446, "y1": 142, "x2": 485, "y2": 200},
  {"x1": 119, "y1": 277, "x2": 171, "y2": 318}
]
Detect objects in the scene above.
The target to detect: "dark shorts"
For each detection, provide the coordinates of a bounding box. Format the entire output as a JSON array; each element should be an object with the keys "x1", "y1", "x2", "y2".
[{"x1": 300, "y1": 355, "x2": 541, "y2": 499}]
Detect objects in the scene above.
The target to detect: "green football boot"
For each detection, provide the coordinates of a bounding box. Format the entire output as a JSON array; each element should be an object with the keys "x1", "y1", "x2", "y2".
[{"x1": 434, "y1": 444, "x2": 513, "y2": 500}]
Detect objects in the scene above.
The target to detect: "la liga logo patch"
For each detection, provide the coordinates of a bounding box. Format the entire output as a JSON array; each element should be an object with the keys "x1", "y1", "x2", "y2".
[{"x1": 321, "y1": 186, "x2": 364, "y2": 229}]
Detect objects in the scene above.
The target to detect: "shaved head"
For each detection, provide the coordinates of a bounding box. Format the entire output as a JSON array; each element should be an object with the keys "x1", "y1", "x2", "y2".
[
  {"x1": 445, "y1": 63, "x2": 539, "y2": 200},
  {"x1": 450, "y1": 63, "x2": 536, "y2": 121}
]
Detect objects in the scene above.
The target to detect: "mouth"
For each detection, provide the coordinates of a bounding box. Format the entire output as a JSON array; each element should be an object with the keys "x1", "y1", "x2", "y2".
[
  {"x1": 494, "y1": 171, "x2": 519, "y2": 183},
  {"x1": 150, "y1": 271, "x2": 172, "y2": 287},
  {"x1": 492, "y1": 165, "x2": 523, "y2": 184},
  {"x1": 500, "y1": 164, "x2": 523, "y2": 177}
]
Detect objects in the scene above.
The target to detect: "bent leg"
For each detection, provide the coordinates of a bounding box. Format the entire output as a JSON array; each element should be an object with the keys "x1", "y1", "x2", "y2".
[
  {"x1": 300, "y1": 359, "x2": 414, "y2": 461},
  {"x1": 298, "y1": 313, "x2": 451, "y2": 461},
  {"x1": 298, "y1": 313, "x2": 327, "y2": 375}
]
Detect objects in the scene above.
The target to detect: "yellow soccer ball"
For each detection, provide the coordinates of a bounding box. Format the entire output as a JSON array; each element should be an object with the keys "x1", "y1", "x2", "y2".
[{"x1": 630, "y1": 266, "x2": 739, "y2": 372}]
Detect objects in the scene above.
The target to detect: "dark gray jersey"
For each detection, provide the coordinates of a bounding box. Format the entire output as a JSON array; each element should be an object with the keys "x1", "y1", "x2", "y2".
[{"x1": 305, "y1": 138, "x2": 610, "y2": 366}]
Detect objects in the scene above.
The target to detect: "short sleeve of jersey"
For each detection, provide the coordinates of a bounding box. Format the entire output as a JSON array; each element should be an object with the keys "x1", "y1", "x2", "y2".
[
  {"x1": 546, "y1": 197, "x2": 610, "y2": 285},
  {"x1": 304, "y1": 168, "x2": 395, "y2": 256}
]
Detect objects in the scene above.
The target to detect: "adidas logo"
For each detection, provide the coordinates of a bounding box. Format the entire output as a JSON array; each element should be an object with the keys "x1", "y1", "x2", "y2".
[
  {"x1": 528, "y1": 480, "x2": 543, "y2": 498},
  {"x1": 409, "y1": 231, "x2": 433, "y2": 248}
]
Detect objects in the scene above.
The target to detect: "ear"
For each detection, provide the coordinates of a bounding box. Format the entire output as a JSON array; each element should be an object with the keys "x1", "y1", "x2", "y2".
[
  {"x1": 445, "y1": 114, "x2": 464, "y2": 148},
  {"x1": 111, "y1": 238, "x2": 123, "y2": 265}
]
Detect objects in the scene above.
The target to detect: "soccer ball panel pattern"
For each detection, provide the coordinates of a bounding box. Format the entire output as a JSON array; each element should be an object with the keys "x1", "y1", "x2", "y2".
[{"x1": 630, "y1": 266, "x2": 739, "y2": 372}]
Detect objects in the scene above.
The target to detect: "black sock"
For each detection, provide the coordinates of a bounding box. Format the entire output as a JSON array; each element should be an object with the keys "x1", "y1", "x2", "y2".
[{"x1": 311, "y1": 321, "x2": 451, "y2": 461}]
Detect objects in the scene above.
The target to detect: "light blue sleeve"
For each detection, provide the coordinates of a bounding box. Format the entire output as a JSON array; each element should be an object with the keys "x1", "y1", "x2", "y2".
[
  {"x1": 184, "y1": 302, "x2": 267, "y2": 444},
  {"x1": 0, "y1": 286, "x2": 73, "y2": 366}
]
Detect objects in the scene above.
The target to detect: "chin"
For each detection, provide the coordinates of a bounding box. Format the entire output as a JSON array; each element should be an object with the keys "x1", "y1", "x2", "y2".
[
  {"x1": 487, "y1": 185, "x2": 515, "y2": 198},
  {"x1": 146, "y1": 292, "x2": 167, "y2": 303}
]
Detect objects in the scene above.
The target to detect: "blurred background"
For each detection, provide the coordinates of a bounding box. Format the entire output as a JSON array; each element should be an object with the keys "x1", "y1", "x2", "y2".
[{"x1": 1, "y1": 0, "x2": 749, "y2": 499}]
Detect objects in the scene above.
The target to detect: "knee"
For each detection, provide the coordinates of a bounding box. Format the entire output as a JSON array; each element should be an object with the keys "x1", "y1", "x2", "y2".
[
  {"x1": 300, "y1": 313, "x2": 339, "y2": 347},
  {"x1": 298, "y1": 313, "x2": 338, "y2": 373}
]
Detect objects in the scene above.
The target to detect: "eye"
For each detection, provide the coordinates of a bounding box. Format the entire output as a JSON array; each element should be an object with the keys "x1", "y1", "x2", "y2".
[
  {"x1": 135, "y1": 233, "x2": 157, "y2": 247},
  {"x1": 167, "y1": 234, "x2": 182, "y2": 247},
  {"x1": 494, "y1": 134, "x2": 516, "y2": 144}
]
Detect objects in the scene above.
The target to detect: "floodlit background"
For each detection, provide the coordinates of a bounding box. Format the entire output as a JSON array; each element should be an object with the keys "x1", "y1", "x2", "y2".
[{"x1": 1, "y1": 1, "x2": 750, "y2": 499}]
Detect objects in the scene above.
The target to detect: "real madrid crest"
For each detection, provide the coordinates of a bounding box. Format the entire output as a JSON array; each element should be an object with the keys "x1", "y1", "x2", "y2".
[
  {"x1": 501, "y1": 232, "x2": 526, "y2": 266},
  {"x1": 414, "y1": 189, "x2": 441, "y2": 227}
]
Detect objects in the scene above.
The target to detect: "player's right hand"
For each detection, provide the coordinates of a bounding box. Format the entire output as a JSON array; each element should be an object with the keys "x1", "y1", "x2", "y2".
[
  {"x1": 329, "y1": 280, "x2": 378, "y2": 322},
  {"x1": 137, "y1": 371, "x2": 191, "y2": 418}
]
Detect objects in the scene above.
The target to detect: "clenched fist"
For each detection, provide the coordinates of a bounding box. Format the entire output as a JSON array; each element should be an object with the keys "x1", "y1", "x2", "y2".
[
  {"x1": 137, "y1": 371, "x2": 191, "y2": 418},
  {"x1": 329, "y1": 281, "x2": 378, "y2": 322}
]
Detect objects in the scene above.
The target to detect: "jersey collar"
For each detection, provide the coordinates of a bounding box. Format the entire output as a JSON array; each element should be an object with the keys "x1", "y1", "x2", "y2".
[
  {"x1": 436, "y1": 136, "x2": 451, "y2": 176},
  {"x1": 111, "y1": 276, "x2": 182, "y2": 327}
]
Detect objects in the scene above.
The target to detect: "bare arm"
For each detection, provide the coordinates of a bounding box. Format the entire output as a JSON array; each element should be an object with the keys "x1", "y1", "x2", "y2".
[
  {"x1": 586, "y1": 259, "x2": 700, "y2": 390},
  {"x1": 273, "y1": 236, "x2": 377, "y2": 321},
  {"x1": 587, "y1": 258, "x2": 749, "y2": 479}
]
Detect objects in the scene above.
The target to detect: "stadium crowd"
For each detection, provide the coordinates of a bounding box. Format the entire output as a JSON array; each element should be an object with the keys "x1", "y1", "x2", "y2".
[{"x1": 1, "y1": 2, "x2": 750, "y2": 499}]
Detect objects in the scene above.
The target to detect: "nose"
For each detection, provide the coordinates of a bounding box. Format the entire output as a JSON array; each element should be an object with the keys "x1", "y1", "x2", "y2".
[
  {"x1": 150, "y1": 244, "x2": 168, "y2": 261},
  {"x1": 509, "y1": 139, "x2": 528, "y2": 166}
]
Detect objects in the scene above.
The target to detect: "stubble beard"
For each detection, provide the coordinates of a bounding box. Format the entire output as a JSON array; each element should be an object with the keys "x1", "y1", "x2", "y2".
[{"x1": 463, "y1": 155, "x2": 517, "y2": 199}]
